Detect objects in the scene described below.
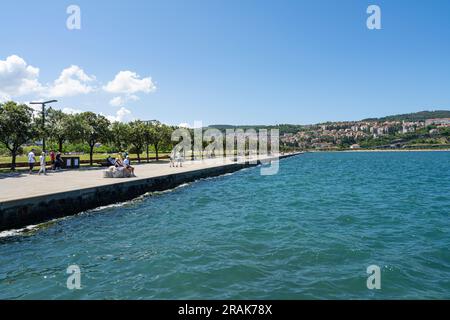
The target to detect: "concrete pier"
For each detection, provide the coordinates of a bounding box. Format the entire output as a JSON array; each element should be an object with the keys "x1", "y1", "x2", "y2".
[{"x1": 0, "y1": 153, "x2": 300, "y2": 231}]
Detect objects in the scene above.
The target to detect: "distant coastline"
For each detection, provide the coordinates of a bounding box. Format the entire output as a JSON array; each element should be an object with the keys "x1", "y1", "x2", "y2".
[{"x1": 310, "y1": 148, "x2": 450, "y2": 153}]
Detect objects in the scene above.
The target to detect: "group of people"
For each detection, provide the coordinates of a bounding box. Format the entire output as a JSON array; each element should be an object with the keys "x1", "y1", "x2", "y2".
[
  {"x1": 27, "y1": 149, "x2": 63, "y2": 175},
  {"x1": 106, "y1": 153, "x2": 135, "y2": 177},
  {"x1": 169, "y1": 150, "x2": 184, "y2": 167},
  {"x1": 28, "y1": 148, "x2": 182, "y2": 176}
]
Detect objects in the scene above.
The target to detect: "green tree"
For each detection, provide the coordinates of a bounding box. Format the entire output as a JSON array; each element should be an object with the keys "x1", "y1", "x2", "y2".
[
  {"x1": 143, "y1": 123, "x2": 152, "y2": 163},
  {"x1": 46, "y1": 108, "x2": 72, "y2": 152},
  {"x1": 128, "y1": 120, "x2": 147, "y2": 163},
  {"x1": 0, "y1": 101, "x2": 35, "y2": 170},
  {"x1": 148, "y1": 122, "x2": 173, "y2": 161},
  {"x1": 72, "y1": 112, "x2": 111, "y2": 165},
  {"x1": 110, "y1": 121, "x2": 131, "y2": 152}
]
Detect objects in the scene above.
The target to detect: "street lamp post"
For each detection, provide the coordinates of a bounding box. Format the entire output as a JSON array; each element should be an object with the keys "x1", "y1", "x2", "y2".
[{"x1": 29, "y1": 100, "x2": 58, "y2": 153}]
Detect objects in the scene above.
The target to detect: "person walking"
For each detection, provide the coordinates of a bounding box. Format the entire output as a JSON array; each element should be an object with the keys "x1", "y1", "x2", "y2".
[
  {"x1": 28, "y1": 149, "x2": 36, "y2": 174},
  {"x1": 55, "y1": 152, "x2": 63, "y2": 170},
  {"x1": 38, "y1": 152, "x2": 47, "y2": 175}
]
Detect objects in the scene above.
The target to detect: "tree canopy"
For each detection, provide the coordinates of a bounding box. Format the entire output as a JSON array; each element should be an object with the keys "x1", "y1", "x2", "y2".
[{"x1": 0, "y1": 101, "x2": 35, "y2": 169}]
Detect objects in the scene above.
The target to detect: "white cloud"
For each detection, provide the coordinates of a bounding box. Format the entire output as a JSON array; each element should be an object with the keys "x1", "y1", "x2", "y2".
[
  {"x1": 178, "y1": 123, "x2": 192, "y2": 128},
  {"x1": 45, "y1": 65, "x2": 95, "y2": 97},
  {"x1": 0, "y1": 93, "x2": 10, "y2": 103},
  {"x1": 62, "y1": 107, "x2": 83, "y2": 114},
  {"x1": 109, "y1": 96, "x2": 125, "y2": 107},
  {"x1": 177, "y1": 122, "x2": 203, "y2": 129},
  {"x1": 0, "y1": 55, "x2": 43, "y2": 99},
  {"x1": 109, "y1": 94, "x2": 139, "y2": 107},
  {"x1": 0, "y1": 56, "x2": 153, "y2": 127},
  {"x1": 24, "y1": 102, "x2": 43, "y2": 117},
  {"x1": 105, "y1": 107, "x2": 134, "y2": 123},
  {"x1": 103, "y1": 71, "x2": 156, "y2": 94},
  {"x1": 0, "y1": 56, "x2": 96, "y2": 100}
]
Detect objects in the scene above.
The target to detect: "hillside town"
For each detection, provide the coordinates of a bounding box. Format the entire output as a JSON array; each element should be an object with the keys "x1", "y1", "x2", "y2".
[{"x1": 281, "y1": 117, "x2": 450, "y2": 150}]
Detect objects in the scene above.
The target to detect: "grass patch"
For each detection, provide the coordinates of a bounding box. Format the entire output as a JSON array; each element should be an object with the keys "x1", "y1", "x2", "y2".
[{"x1": 0, "y1": 152, "x2": 170, "y2": 164}]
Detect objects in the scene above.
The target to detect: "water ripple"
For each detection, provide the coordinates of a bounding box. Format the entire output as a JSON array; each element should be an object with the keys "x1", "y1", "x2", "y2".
[{"x1": 1, "y1": 152, "x2": 449, "y2": 299}]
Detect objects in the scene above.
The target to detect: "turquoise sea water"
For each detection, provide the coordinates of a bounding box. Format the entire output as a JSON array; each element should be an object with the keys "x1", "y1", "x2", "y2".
[{"x1": 0, "y1": 152, "x2": 449, "y2": 299}]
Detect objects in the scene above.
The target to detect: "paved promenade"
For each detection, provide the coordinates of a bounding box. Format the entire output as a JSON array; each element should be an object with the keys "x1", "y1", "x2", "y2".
[{"x1": 0, "y1": 155, "x2": 287, "y2": 203}]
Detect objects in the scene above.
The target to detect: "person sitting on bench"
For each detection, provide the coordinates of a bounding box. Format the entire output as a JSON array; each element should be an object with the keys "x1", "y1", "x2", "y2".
[
  {"x1": 123, "y1": 156, "x2": 135, "y2": 176},
  {"x1": 107, "y1": 155, "x2": 115, "y2": 166}
]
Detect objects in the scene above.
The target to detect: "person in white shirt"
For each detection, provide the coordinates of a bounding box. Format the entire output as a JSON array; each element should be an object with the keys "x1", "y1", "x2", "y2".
[
  {"x1": 123, "y1": 156, "x2": 135, "y2": 176},
  {"x1": 28, "y1": 149, "x2": 36, "y2": 174},
  {"x1": 175, "y1": 151, "x2": 183, "y2": 167},
  {"x1": 38, "y1": 152, "x2": 47, "y2": 175}
]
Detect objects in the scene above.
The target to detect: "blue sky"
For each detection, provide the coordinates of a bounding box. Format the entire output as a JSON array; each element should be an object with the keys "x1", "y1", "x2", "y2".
[{"x1": 1, "y1": 0, "x2": 450, "y2": 125}]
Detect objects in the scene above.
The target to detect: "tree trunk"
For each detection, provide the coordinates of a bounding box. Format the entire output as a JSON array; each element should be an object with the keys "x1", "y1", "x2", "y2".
[
  {"x1": 58, "y1": 139, "x2": 63, "y2": 153},
  {"x1": 137, "y1": 151, "x2": 141, "y2": 163},
  {"x1": 146, "y1": 144, "x2": 149, "y2": 163},
  {"x1": 155, "y1": 143, "x2": 159, "y2": 161},
  {"x1": 11, "y1": 150, "x2": 17, "y2": 171},
  {"x1": 89, "y1": 145, "x2": 94, "y2": 166}
]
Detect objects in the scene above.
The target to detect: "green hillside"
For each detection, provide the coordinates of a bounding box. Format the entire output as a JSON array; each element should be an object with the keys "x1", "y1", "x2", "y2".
[{"x1": 362, "y1": 110, "x2": 450, "y2": 122}]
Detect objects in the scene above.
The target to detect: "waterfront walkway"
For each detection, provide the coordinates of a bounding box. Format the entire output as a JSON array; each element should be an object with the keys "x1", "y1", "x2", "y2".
[{"x1": 0, "y1": 153, "x2": 299, "y2": 204}]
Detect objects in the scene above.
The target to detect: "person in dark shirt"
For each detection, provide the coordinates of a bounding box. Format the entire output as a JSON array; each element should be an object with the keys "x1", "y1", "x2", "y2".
[
  {"x1": 55, "y1": 152, "x2": 63, "y2": 170},
  {"x1": 50, "y1": 150, "x2": 56, "y2": 170}
]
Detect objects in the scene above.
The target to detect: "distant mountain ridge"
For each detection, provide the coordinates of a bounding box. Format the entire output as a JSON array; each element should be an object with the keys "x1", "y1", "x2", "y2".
[
  {"x1": 208, "y1": 110, "x2": 450, "y2": 130},
  {"x1": 362, "y1": 110, "x2": 450, "y2": 122}
]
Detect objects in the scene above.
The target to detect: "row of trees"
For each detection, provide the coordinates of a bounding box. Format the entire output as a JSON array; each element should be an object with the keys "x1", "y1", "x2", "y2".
[{"x1": 0, "y1": 101, "x2": 174, "y2": 170}]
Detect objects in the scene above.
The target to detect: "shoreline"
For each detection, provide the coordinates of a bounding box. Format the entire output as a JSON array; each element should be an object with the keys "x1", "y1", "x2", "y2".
[
  {"x1": 307, "y1": 149, "x2": 450, "y2": 153},
  {"x1": 0, "y1": 153, "x2": 300, "y2": 232}
]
